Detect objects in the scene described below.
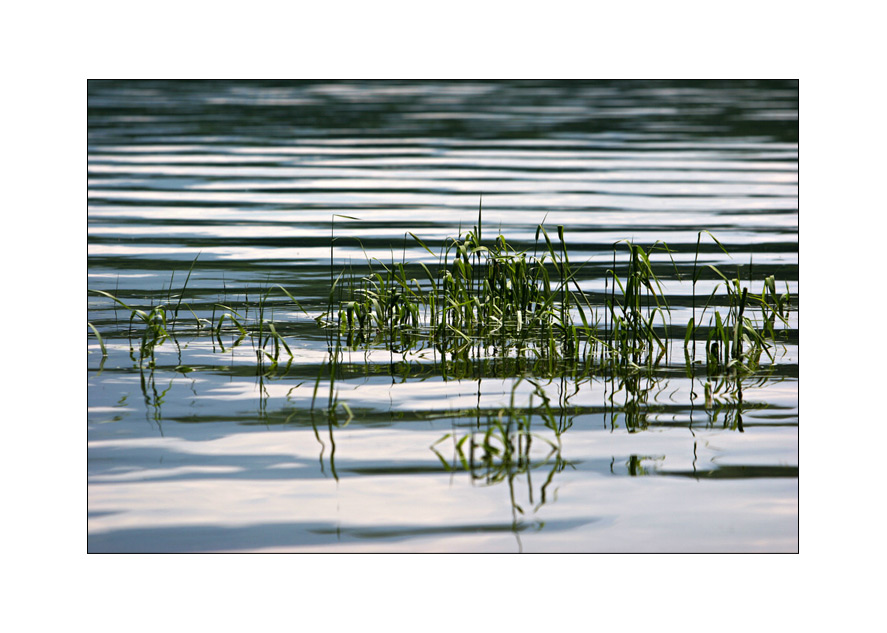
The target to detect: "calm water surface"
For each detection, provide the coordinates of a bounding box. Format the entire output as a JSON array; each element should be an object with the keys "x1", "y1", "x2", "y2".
[{"x1": 87, "y1": 80, "x2": 798, "y2": 552}]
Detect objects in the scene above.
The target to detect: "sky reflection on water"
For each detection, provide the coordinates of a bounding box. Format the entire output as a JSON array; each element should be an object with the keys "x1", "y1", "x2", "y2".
[{"x1": 88, "y1": 80, "x2": 797, "y2": 552}]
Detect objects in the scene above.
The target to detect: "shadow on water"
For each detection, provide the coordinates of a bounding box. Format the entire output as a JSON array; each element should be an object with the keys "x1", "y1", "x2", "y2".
[{"x1": 87, "y1": 516, "x2": 601, "y2": 553}]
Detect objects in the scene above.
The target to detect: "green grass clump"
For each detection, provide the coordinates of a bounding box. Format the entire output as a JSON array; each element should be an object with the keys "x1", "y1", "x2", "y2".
[
  {"x1": 89, "y1": 255, "x2": 303, "y2": 374},
  {"x1": 320, "y1": 203, "x2": 791, "y2": 380},
  {"x1": 88, "y1": 203, "x2": 792, "y2": 387},
  {"x1": 323, "y1": 209, "x2": 617, "y2": 369}
]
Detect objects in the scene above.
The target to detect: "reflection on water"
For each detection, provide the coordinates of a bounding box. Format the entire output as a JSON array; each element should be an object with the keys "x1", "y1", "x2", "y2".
[
  {"x1": 88, "y1": 80, "x2": 797, "y2": 552},
  {"x1": 89, "y1": 333, "x2": 796, "y2": 552}
]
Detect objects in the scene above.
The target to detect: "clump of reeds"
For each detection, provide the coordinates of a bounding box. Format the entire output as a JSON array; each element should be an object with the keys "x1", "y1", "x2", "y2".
[
  {"x1": 89, "y1": 289, "x2": 173, "y2": 363},
  {"x1": 322, "y1": 204, "x2": 611, "y2": 367},
  {"x1": 602, "y1": 239, "x2": 676, "y2": 370},
  {"x1": 321, "y1": 202, "x2": 695, "y2": 376},
  {"x1": 88, "y1": 202, "x2": 792, "y2": 388},
  {"x1": 88, "y1": 254, "x2": 303, "y2": 374}
]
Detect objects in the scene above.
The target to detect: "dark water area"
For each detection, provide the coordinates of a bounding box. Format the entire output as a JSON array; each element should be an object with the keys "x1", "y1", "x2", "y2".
[{"x1": 87, "y1": 80, "x2": 798, "y2": 552}]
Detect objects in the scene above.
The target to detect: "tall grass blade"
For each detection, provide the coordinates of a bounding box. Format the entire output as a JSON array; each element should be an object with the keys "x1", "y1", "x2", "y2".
[{"x1": 88, "y1": 322, "x2": 108, "y2": 357}]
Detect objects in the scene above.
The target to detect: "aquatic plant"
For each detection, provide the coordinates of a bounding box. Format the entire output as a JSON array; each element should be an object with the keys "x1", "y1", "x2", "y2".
[
  {"x1": 87, "y1": 322, "x2": 107, "y2": 357},
  {"x1": 319, "y1": 202, "x2": 789, "y2": 382},
  {"x1": 89, "y1": 279, "x2": 303, "y2": 375},
  {"x1": 89, "y1": 289, "x2": 172, "y2": 363},
  {"x1": 699, "y1": 262, "x2": 792, "y2": 376},
  {"x1": 88, "y1": 201, "x2": 791, "y2": 391},
  {"x1": 603, "y1": 239, "x2": 676, "y2": 369},
  {"x1": 323, "y1": 206, "x2": 614, "y2": 367}
]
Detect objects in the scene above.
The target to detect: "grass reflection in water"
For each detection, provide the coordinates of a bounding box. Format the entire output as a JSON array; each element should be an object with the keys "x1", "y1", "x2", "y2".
[{"x1": 88, "y1": 203, "x2": 793, "y2": 529}]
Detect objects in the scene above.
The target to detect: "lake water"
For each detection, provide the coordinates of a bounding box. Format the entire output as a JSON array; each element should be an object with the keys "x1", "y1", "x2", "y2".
[{"x1": 87, "y1": 80, "x2": 798, "y2": 553}]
